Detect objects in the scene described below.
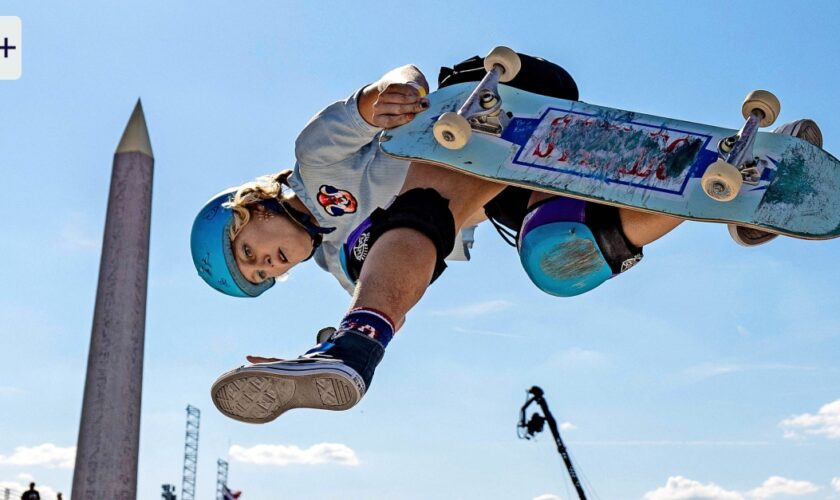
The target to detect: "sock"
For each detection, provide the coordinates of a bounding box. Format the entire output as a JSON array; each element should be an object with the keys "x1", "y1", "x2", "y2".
[{"x1": 339, "y1": 308, "x2": 396, "y2": 348}]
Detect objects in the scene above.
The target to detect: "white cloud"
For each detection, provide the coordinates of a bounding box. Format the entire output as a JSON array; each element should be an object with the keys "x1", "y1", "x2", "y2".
[
  {"x1": 779, "y1": 398, "x2": 840, "y2": 440},
  {"x1": 229, "y1": 443, "x2": 359, "y2": 466},
  {"x1": 428, "y1": 299, "x2": 512, "y2": 318},
  {"x1": 0, "y1": 444, "x2": 75, "y2": 469},
  {"x1": 559, "y1": 422, "x2": 576, "y2": 431},
  {"x1": 533, "y1": 495, "x2": 563, "y2": 500},
  {"x1": 831, "y1": 477, "x2": 840, "y2": 492},
  {"x1": 644, "y1": 476, "x2": 824, "y2": 500},
  {"x1": 643, "y1": 476, "x2": 744, "y2": 500},
  {"x1": 746, "y1": 476, "x2": 818, "y2": 498}
]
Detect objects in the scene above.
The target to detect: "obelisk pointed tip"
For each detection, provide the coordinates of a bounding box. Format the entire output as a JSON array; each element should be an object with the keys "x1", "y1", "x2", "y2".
[{"x1": 116, "y1": 98, "x2": 154, "y2": 158}]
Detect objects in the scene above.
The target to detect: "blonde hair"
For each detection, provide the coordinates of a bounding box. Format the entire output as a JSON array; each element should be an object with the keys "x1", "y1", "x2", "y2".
[{"x1": 224, "y1": 170, "x2": 293, "y2": 241}]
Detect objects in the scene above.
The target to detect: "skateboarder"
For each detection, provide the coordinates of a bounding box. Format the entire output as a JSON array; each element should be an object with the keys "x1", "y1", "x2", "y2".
[{"x1": 191, "y1": 54, "x2": 822, "y2": 423}]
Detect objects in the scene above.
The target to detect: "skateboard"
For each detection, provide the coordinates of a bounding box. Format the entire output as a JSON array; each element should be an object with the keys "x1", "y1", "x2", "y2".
[{"x1": 379, "y1": 47, "x2": 840, "y2": 239}]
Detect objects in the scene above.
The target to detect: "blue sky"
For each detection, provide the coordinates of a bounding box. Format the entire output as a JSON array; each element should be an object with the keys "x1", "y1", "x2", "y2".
[{"x1": 1, "y1": 1, "x2": 839, "y2": 499}]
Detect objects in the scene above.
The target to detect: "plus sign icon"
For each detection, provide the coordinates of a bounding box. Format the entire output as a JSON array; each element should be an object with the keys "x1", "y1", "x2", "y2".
[{"x1": 0, "y1": 16, "x2": 21, "y2": 80}]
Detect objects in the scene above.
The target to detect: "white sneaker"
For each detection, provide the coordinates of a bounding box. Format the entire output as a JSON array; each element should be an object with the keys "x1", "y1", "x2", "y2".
[
  {"x1": 728, "y1": 224, "x2": 779, "y2": 247},
  {"x1": 210, "y1": 328, "x2": 383, "y2": 424},
  {"x1": 727, "y1": 118, "x2": 823, "y2": 247},
  {"x1": 773, "y1": 118, "x2": 823, "y2": 148},
  {"x1": 211, "y1": 358, "x2": 366, "y2": 424}
]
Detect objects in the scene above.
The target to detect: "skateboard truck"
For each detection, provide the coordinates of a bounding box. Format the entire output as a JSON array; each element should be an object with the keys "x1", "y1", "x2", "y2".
[
  {"x1": 701, "y1": 90, "x2": 781, "y2": 202},
  {"x1": 463, "y1": 84, "x2": 510, "y2": 136},
  {"x1": 433, "y1": 46, "x2": 522, "y2": 150}
]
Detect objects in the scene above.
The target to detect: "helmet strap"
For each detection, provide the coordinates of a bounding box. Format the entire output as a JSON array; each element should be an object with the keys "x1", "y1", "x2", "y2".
[{"x1": 259, "y1": 199, "x2": 335, "y2": 261}]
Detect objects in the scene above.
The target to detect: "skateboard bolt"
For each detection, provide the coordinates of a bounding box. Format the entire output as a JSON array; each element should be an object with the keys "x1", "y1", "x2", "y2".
[
  {"x1": 709, "y1": 181, "x2": 728, "y2": 196},
  {"x1": 442, "y1": 131, "x2": 455, "y2": 142},
  {"x1": 480, "y1": 92, "x2": 498, "y2": 109}
]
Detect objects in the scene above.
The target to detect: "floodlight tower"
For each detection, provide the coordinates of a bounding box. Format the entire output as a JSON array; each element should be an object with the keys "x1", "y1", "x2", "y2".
[
  {"x1": 181, "y1": 405, "x2": 201, "y2": 500},
  {"x1": 216, "y1": 459, "x2": 229, "y2": 500}
]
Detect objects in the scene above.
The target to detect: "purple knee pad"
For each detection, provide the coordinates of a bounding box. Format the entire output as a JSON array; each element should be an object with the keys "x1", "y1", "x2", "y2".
[{"x1": 517, "y1": 197, "x2": 613, "y2": 297}]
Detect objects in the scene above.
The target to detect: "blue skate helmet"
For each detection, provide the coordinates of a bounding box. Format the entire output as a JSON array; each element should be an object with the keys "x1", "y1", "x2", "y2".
[
  {"x1": 191, "y1": 187, "x2": 335, "y2": 298},
  {"x1": 190, "y1": 188, "x2": 274, "y2": 298}
]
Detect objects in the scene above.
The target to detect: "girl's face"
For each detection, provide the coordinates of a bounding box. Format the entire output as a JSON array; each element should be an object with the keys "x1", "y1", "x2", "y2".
[{"x1": 231, "y1": 208, "x2": 312, "y2": 284}]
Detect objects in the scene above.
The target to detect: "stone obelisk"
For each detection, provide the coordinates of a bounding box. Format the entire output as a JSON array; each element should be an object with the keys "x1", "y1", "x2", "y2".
[{"x1": 71, "y1": 100, "x2": 154, "y2": 500}]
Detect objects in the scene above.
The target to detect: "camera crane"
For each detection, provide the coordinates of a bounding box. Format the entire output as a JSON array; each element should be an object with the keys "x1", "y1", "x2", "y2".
[{"x1": 518, "y1": 386, "x2": 587, "y2": 500}]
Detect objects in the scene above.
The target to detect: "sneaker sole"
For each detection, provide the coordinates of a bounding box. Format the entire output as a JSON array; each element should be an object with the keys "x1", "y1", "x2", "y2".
[
  {"x1": 782, "y1": 119, "x2": 824, "y2": 148},
  {"x1": 796, "y1": 124, "x2": 823, "y2": 148},
  {"x1": 727, "y1": 223, "x2": 777, "y2": 247},
  {"x1": 210, "y1": 362, "x2": 365, "y2": 424}
]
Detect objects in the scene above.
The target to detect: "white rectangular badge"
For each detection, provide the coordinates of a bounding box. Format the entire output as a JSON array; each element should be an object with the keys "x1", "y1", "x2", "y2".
[{"x1": 0, "y1": 16, "x2": 21, "y2": 80}]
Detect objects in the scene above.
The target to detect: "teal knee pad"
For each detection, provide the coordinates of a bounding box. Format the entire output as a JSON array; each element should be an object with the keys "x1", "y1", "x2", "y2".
[{"x1": 518, "y1": 221, "x2": 613, "y2": 297}]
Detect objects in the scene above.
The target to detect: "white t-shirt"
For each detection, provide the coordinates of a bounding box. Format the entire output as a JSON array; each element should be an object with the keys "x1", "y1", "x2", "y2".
[{"x1": 288, "y1": 88, "x2": 473, "y2": 294}]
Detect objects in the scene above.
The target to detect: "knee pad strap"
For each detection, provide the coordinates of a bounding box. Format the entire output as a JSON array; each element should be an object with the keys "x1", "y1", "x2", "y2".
[{"x1": 342, "y1": 188, "x2": 456, "y2": 284}]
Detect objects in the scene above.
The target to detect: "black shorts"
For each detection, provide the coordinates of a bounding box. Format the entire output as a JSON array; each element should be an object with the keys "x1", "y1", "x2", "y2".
[{"x1": 438, "y1": 52, "x2": 579, "y2": 100}]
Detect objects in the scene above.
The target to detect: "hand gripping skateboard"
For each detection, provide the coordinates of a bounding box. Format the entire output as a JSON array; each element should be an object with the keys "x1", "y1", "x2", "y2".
[{"x1": 379, "y1": 47, "x2": 840, "y2": 239}]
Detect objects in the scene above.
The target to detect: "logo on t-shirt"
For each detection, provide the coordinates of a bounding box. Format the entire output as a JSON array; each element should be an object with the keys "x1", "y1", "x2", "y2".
[{"x1": 317, "y1": 185, "x2": 358, "y2": 216}]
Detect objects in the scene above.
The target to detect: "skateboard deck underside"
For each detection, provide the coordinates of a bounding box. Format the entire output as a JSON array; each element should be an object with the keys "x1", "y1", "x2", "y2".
[{"x1": 380, "y1": 83, "x2": 840, "y2": 239}]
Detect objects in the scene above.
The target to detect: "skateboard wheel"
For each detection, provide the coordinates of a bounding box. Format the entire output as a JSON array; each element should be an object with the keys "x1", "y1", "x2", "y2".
[
  {"x1": 701, "y1": 160, "x2": 743, "y2": 202},
  {"x1": 433, "y1": 112, "x2": 472, "y2": 149},
  {"x1": 484, "y1": 46, "x2": 521, "y2": 83},
  {"x1": 742, "y1": 90, "x2": 781, "y2": 127}
]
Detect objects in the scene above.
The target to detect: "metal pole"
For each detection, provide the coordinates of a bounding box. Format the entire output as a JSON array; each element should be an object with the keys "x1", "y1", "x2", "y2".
[{"x1": 71, "y1": 100, "x2": 154, "y2": 500}]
